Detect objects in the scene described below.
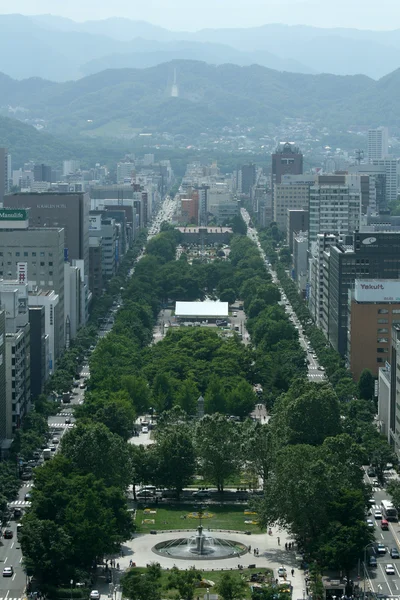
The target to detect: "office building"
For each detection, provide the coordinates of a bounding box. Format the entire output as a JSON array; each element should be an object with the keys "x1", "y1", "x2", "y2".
[
  {"x1": 309, "y1": 174, "x2": 362, "y2": 243},
  {"x1": 63, "y1": 160, "x2": 80, "y2": 177},
  {"x1": 274, "y1": 183, "x2": 309, "y2": 236},
  {"x1": 89, "y1": 211, "x2": 118, "y2": 278},
  {"x1": 28, "y1": 288, "x2": 60, "y2": 371},
  {"x1": 0, "y1": 309, "x2": 6, "y2": 448},
  {"x1": 181, "y1": 196, "x2": 199, "y2": 224},
  {"x1": 387, "y1": 326, "x2": 400, "y2": 455},
  {"x1": 1, "y1": 284, "x2": 30, "y2": 439},
  {"x1": 287, "y1": 209, "x2": 309, "y2": 252},
  {"x1": 271, "y1": 143, "x2": 303, "y2": 215},
  {"x1": 0, "y1": 222, "x2": 65, "y2": 352},
  {"x1": 0, "y1": 148, "x2": 9, "y2": 204},
  {"x1": 34, "y1": 164, "x2": 52, "y2": 183},
  {"x1": 117, "y1": 162, "x2": 135, "y2": 184},
  {"x1": 348, "y1": 280, "x2": 400, "y2": 380},
  {"x1": 28, "y1": 306, "x2": 47, "y2": 398},
  {"x1": 5, "y1": 192, "x2": 90, "y2": 276},
  {"x1": 329, "y1": 232, "x2": 400, "y2": 356},
  {"x1": 238, "y1": 164, "x2": 256, "y2": 195},
  {"x1": 378, "y1": 366, "x2": 391, "y2": 444},
  {"x1": 368, "y1": 127, "x2": 389, "y2": 162},
  {"x1": 348, "y1": 164, "x2": 386, "y2": 213},
  {"x1": 372, "y1": 157, "x2": 398, "y2": 208},
  {"x1": 308, "y1": 233, "x2": 339, "y2": 328},
  {"x1": 293, "y1": 233, "x2": 308, "y2": 294},
  {"x1": 89, "y1": 237, "x2": 104, "y2": 298}
]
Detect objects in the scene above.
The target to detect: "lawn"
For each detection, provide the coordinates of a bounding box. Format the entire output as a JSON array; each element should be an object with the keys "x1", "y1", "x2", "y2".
[
  {"x1": 129, "y1": 566, "x2": 274, "y2": 599},
  {"x1": 134, "y1": 504, "x2": 263, "y2": 534}
]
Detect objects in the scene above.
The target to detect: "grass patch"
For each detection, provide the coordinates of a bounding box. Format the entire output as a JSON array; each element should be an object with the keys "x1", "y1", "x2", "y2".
[
  {"x1": 128, "y1": 567, "x2": 273, "y2": 599},
  {"x1": 135, "y1": 504, "x2": 263, "y2": 533}
]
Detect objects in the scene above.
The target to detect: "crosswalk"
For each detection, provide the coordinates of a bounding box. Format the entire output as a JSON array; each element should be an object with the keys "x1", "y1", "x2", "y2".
[
  {"x1": 308, "y1": 373, "x2": 325, "y2": 379},
  {"x1": 0, "y1": 596, "x2": 24, "y2": 600},
  {"x1": 48, "y1": 423, "x2": 74, "y2": 429},
  {"x1": 58, "y1": 411, "x2": 74, "y2": 416},
  {"x1": 8, "y1": 500, "x2": 31, "y2": 507},
  {"x1": 23, "y1": 482, "x2": 34, "y2": 488}
]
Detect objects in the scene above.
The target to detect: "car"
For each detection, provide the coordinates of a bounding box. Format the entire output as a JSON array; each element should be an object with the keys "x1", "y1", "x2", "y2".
[
  {"x1": 2, "y1": 567, "x2": 13, "y2": 577},
  {"x1": 277, "y1": 567, "x2": 287, "y2": 577},
  {"x1": 65, "y1": 417, "x2": 71, "y2": 424},
  {"x1": 376, "y1": 543, "x2": 386, "y2": 554},
  {"x1": 49, "y1": 444, "x2": 56, "y2": 452},
  {"x1": 366, "y1": 519, "x2": 374, "y2": 529},
  {"x1": 24, "y1": 492, "x2": 31, "y2": 501},
  {"x1": 3, "y1": 529, "x2": 13, "y2": 539},
  {"x1": 79, "y1": 383, "x2": 85, "y2": 389},
  {"x1": 52, "y1": 437, "x2": 59, "y2": 445},
  {"x1": 369, "y1": 555, "x2": 377, "y2": 567},
  {"x1": 374, "y1": 510, "x2": 383, "y2": 519},
  {"x1": 391, "y1": 548, "x2": 400, "y2": 559},
  {"x1": 192, "y1": 490, "x2": 210, "y2": 498},
  {"x1": 21, "y1": 471, "x2": 31, "y2": 481},
  {"x1": 89, "y1": 591, "x2": 100, "y2": 600},
  {"x1": 367, "y1": 468, "x2": 376, "y2": 477},
  {"x1": 386, "y1": 564, "x2": 396, "y2": 575},
  {"x1": 141, "y1": 426, "x2": 149, "y2": 434},
  {"x1": 312, "y1": 354, "x2": 317, "y2": 359},
  {"x1": 233, "y1": 312, "x2": 238, "y2": 317},
  {"x1": 13, "y1": 507, "x2": 22, "y2": 519},
  {"x1": 318, "y1": 366, "x2": 325, "y2": 371}
]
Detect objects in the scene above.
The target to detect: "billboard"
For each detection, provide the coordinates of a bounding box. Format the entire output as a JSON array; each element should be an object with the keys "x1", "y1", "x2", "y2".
[
  {"x1": 354, "y1": 279, "x2": 400, "y2": 303},
  {"x1": 0, "y1": 209, "x2": 29, "y2": 229}
]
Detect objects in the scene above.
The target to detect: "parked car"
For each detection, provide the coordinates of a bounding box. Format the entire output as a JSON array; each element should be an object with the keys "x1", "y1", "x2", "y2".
[
  {"x1": 391, "y1": 548, "x2": 400, "y2": 559},
  {"x1": 192, "y1": 490, "x2": 210, "y2": 498},
  {"x1": 386, "y1": 564, "x2": 395, "y2": 575},
  {"x1": 89, "y1": 591, "x2": 100, "y2": 600},
  {"x1": 376, "y1": 543, "x2": 386, "y2": 554},
  {"x1": 369, "y1": 556, "x2": 377, "y2": 567}
]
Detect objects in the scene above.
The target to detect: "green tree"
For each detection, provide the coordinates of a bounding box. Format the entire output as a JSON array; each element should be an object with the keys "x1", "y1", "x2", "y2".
[
  {"x1": 227, "y1": 380, "x2": 256, "y2": 418},
  {"x1": 152, "y1": 372, "x2": 176, "y2": 413},
  {"x1": 204, "y1": 375, "x2": 227, "y2": 414},
  {"x1": 319, "y1": 521, "x2": 372, "y2": 580},
  {"x1": 121, "y1": 569, "x2": 161, "y2": 600},
  {"x1": 60, "y1": 422, "x2": 132, "y2": 489},
  {"x1": 121, "y1": 375, "x2": 151, "y2": 415},
  {"x1": 358, "y1": 369, "x2": 375, "y2": 400},
  {"x1": 219, "y1": 288, "x2": 236, "y2": 305},
  {"x1": 387, "y1": 480, "x2": 400, "y2": 512},
  {"x1": 152, "y1": 428, "x2": 196, "y2": 498},
  {"x1": 215, "y1": 572, "x2": 248, "y2": 600},
  {"x1": 167, "y1": 566, "x2": 202, "y2": 600},
  {"x1": 195, "y1": 415, "x2": 241, "y2": 492},
  {"x1": 75, "y1": 390, "x2": 136, "y2": 440},
  {"x1": 176, "y1": 378, "x2": 199, "y2": 416}
]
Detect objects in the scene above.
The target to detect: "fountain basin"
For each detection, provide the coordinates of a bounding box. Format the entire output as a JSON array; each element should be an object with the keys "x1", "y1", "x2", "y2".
[{"x1": 152, "y1": 530, "x2": 248, "y2": 560}]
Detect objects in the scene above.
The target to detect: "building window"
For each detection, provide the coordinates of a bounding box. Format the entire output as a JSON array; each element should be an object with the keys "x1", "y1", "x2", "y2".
[
  {"x1": 378, "y1": 328, "x2": 388, "y2": 333},
  {"x1": 24, "y1": 252, "x2": 28, "y2": 257},
  {"x1": 378, "y1": 309, "x2": 389, "y2": 314},
  {"x1": 32, "y1": 252, "x2": 36, "y2": 257},
  {"x1": 393, "y1": 309, "x2": 400, "y2": 314},
  {"x1": 15, "y1": 252, "x2": 20, "y2": 257},
  {"x1": 377, "y1": 358, "x2": 384, "y2": 363},
  {"x1": 40, "y1": 252, "x2": 45, "y2": 257},
  {"x1": 378, "y1": 319, "x2": 389, "y2": 324},
  {"x1": 377, "y1": 338, "x2": 389, "y2": 343},
  {"x1": 377, "y1": 348, "x2": 389, "y2": 353}
]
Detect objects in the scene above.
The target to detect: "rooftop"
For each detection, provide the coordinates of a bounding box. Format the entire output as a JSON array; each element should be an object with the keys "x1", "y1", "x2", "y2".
[{"x1": 175, "y1": 301, "x2": 229, "y2": 318}]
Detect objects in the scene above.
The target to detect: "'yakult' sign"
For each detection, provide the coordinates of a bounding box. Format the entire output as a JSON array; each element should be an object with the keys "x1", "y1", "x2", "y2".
[{"x1": 354, "y1": 279, "x2": 400, "y2": 303}]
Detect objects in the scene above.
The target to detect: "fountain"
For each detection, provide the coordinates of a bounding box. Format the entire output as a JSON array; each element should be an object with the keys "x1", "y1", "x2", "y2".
[{"x1": 153, "y1": 523, "x2": 248, "y2": 560}]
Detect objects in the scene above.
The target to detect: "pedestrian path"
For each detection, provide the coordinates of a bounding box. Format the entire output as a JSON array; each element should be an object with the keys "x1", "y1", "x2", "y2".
[
  {"x1": 308, "y1": 374, "x2": 325, "y2": 379},
  {"x1": 48, "y1": 422, "x2": 74, "y2": 429},
  {"x1": 8, "y1": 500, "x2": 31, "y2": 507}
]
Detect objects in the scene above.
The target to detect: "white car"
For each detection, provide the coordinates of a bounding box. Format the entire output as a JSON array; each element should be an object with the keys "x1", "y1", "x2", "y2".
[
  {"x1": 385, "y1": 564, "x2": 395, "y2": 575},
  {"x1": 2, "y1": 567, "x2": 13, "y2": 577},
  {"x1": 366, "y1": 519, "x2": 374, "y2": 529},
  {"x1": 90, "y1": 591, "x2": 100, "y2": 600},
  {"x1": 374, "y1": 510, "x2": 383, "y2": 519},
  {"x1": 141, "y1": 426, "x2": 149, "y2": 434},
  {"x1": 233, "y1": 312, "x2": 238, "y2": 317}
]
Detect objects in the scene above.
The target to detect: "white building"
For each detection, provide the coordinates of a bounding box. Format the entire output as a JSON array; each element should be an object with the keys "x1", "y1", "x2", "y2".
[
  {"x1": 309, "y1": 175, "x2": 362, "y2": 243},
  {"x1": 368, "y1": 127, "x2": 389, "y2": 162},
  {"x1": 28, "y1": 289, "x2": 59, "y2": 374},
  {"x1": 117, "y1": 162, "x2": 135, "y2": 184},
  {"x1": 293, "y1": 233, "x2": 308, "y2": 293},
  {"x1": 63, "y1": 160, "x2": 80, "y2": 177},
  {"x1": 273, "y1": 183, "x2": 310, "y2": 237},
  {"x1": 372, "y1": 157, "x2": 399, "y2": 207},
  {"x1": 308, "y1": 233, "x2": 338, "y2": 328}
]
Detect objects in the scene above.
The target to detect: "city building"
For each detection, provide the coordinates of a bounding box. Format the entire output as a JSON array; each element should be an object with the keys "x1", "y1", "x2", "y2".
[
  {"x1": 238, "y1": 164, "x2": 256, "y2": 195},
  {"x1": 348, "y1": 164, "x2": 386, "y2": 213},
  {"x1": 348, "y1": 280, "x2": 400, "y2": 380},
  {"x1": 368, "y1": 127, "x2": 389, "y2": 162},
  {"x1": 175, "y1": 227, "x2": 232, "y2": 246},
  {"x1": 28, "y1": 305, "x2": 47, "y2": 398},
  {"x1": 328, "y1": 232, "x2": 400, "y2": 356},
  {"x1": 378, "y1": 365, "x2": 391, "y2": 445},
  {"x1": 89, "y1": 237, "x2": 103, "y2": 298},
  {"x1": 117, "y1": 162, "x2": 135, "y2": 184},
  {"x1": 33, "y1": 164, "x2": 52, "y2": 183},
  {"x1": 271, "y1": 142, "x2": 303, "y2": 215},
  {"x1": 287, "y1": 209, "x2": 309, "y2": 252},
  {"x1": 0, "y1": 148, "x2": 9, "y2": 204},
  {"x1": 28, "y1": 289, "x2": 60, "y2": 372},
  {"x1": 63, "y1": 160, "x2": 80, "y2": 177},
  {"x1": 308, "y1": 233, "x2": 339, "y2": 328},
  {"x1": 180, "y1": 196, "x2": 199, "y2": 224},
  {"x1": 89, "y1": 211, "x2": 118, "y2": 278},
  {"x1": 309, "y1": 174, "x2": 362, "y2": 243},
  {"x1": 273, "y1": 183, "x2": 309, "y2": 236},
  {"x1": 0, "y1": 309, "x2": 6, "y2": 450},
  {"x1": 175, "y1": 301, "x2": 229, "y2": 322},
  {"x1": 293, "y1": 233, "x2": 308, "y2": 294},
  {"x1": 372, "y1": 157, "x2": 398, "y2": 208},
  {"x1": 5, "y1": 192, "x2": 90, "y2": 276}
]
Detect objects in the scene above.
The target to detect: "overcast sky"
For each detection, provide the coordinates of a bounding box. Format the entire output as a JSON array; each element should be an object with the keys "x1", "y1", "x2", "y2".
[{"x1": 1, "y1": 0, "x2": 400, "y2": 30}]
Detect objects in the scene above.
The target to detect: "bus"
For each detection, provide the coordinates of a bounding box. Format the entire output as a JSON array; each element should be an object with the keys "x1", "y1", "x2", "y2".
[{"x1": 381, "y1": 500, "x2": 398, "y2": 522}]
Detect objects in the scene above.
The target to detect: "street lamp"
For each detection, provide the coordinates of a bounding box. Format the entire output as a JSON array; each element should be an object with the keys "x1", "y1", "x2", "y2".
[
  {"x1": 363, "y1": 542, "x2": 375, "y2": 600},
  {"x1": 70, "y1": 580, "x2": 73, "y2": 600}
]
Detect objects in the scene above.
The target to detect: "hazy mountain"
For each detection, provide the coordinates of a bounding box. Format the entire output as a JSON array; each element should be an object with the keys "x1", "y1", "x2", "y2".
[
  {"x1": 2, "y1": 60, "x2": 394, "y2": 140},
  {"x1": 2, "y1": 14, "x2": 400, "y2": 80},
  {"x1": 81, "y1": 39, "x2": 314, "y2": 76}
]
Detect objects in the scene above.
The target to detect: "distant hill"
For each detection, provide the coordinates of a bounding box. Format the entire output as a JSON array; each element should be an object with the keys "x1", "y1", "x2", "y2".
[
  {"x1": 0, "y1": 14, "x2": 399, "y2": 80},
  {"x1": 3, "y1": 60, "x2": 398, "y2": 140}
]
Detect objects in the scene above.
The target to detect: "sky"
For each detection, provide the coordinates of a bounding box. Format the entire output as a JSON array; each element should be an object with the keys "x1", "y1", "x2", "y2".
[{"x1": 0, "y1": 0, "x2": 400, "y2": 30}]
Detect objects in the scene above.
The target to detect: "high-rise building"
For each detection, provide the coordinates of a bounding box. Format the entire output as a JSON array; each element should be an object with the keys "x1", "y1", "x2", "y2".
[
  {"x1": 348, "y1": 164, "x2": 386, "y2": 213},
  {"x1": 117, "y1": 162, "x2": 135, "y2": 184},
  {"x1": 63, "y1": 160, "x2": 80, "y2": 177},
  {"x1": 5, "y1": 192, "x2": 90, "y2": 276},
  {"x1": 28, "y1": 306, "x2": 47, "y2": 398},
  {"x1": 372, "y1": 157, "x2": 398, "y2": 209},
  {"x1": 368, "y1": 127, "x2": 389, "y2": 162},
  {"x1": 328, "y1": 232, "x2": 400, "y2": 356},
  {"x1": 308, "y1": 233, "x2": 339, "y2": 328},
  {"x1": 293, "y1": 233, "x2": 308, "y2": 293},
  {"x1": 0, "y1": 148, "x2": 9, "y2": 204},
  {"x1": 238, "y1": 164, "x2": 256, "y2": 195},
  {"x1": 287, "y1": 209, "x2": 309, "y2": 252},
  {"x1": 271, "y1": 143, "x2": 303, "y2": 217},
  {"x1": 309, "y1": 174, "x2": 362, "y2": 243},
  {"x1": 33, "y1": 164, "x2": 52, "y2": 183},
  {"x1": 0, "y1": 309, "x2": 6, "y2": 448},
  {"x1": 274, "y1": 183, "x2": 309, "y2": 236},
  {"x1": 348, "y1": 280, "x2": 400, "y2": 380}
]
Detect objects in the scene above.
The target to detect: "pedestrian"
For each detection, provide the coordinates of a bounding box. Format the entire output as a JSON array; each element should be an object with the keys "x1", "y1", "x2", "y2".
[
  {"x1": 285, "y1": 542, "x2": 288, "y2": 550},
  {"x1": 291, "y1": 569, "x2": 295, "y2": 577},
  {"x1": 117, "y1": 562, "x2": 120, "y2": 570},
  {"x1": 248, "y1": 545, "x2": 251, "y2": 552},
  {"x1": 276, "y1": 579, "x2": 279, "y2": 585},
  {"x1": 277, "y1": 536, "x2": 280, "y2": 545},
  {"x1": 253, "y1": 548, "x2": 256, "y2": 555},
  {"x1": 288, "y1": 542, "x2": 291, "y2": 550},
  {"x1": 129, "y1": 559, "x2": 132, "y2": 567}
]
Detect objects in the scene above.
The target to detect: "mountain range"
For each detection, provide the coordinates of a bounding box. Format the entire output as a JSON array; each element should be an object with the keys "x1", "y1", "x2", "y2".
[
  {"x1": 1, "y1": 60, "x2": 399, "y2": 140},
  {"x1": 2, "y1": 14, "x2": 400, "y2": 80}
]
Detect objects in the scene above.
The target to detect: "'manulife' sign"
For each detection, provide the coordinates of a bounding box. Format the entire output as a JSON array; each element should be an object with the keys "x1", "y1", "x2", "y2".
[
  {"x1": 0, "y1": 209, "x2": 29, "y2": 229},
  {"x1": 354, "y1": 279, "x2": 400, "y2": 303}
]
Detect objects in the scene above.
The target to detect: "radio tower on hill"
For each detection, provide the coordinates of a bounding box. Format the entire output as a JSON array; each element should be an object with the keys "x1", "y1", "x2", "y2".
[{"x1": 171, "y1": 68, "x2": 179, "y2": 98}]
